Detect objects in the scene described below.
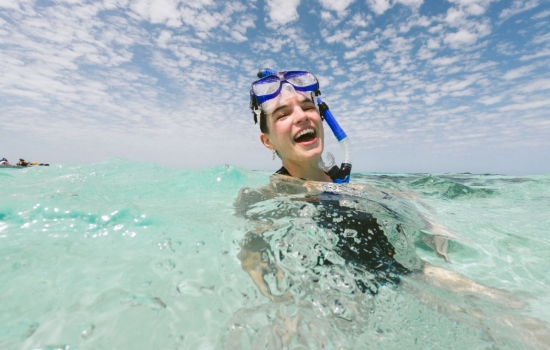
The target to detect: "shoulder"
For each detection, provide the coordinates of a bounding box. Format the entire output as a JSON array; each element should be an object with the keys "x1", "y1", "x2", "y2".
[{"x1": 274, "y1": 166, "x2": 291, "y2": 176}]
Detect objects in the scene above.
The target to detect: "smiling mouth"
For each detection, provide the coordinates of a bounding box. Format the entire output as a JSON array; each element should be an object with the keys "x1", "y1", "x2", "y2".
[{"x1": 294, "y1": 128, "x2": 317, "y2": 143}]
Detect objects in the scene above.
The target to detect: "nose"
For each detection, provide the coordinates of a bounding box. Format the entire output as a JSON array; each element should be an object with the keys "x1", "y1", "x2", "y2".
[{"x1": 292, "y1": 105, "x2": 308, "y2": 124}]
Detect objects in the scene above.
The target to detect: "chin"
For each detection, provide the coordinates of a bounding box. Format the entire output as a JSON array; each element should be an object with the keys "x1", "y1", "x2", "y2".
[{"x1": 300, "y1": 145, "x2": 323, "y2": 161}]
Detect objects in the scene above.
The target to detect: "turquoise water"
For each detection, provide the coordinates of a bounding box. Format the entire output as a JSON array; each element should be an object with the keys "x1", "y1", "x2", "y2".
[{"x1": 1, "y1": 160, "x2": 549, "y2": 349}]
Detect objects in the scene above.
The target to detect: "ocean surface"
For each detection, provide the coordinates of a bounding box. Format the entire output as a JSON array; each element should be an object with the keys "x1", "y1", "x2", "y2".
[{"x1": 1, "y1": 160, "x2": 549, "y2": 350}]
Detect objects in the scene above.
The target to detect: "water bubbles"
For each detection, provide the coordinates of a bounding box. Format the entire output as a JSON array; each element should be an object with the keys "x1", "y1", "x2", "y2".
[
  {"x1": 80, "y1": 323, "x2": 95, "y2": 339},
  {"x1": 156, "y1": 259, "x2": 176, "y2": 271},
  {"x1": 119, "y1": 294, "x2": 167, "y2": 310},
  {"x1": 344, "y1": 229, "x2": 357, "y2": 238},
  {"x1": 298, "y1": 204, "x2": 316, "y2": 218},
  {"x1": 176, "y1": 280, "x2": 214, "y2": 296},
  {"x1": 122, "y1": 230, "x2": 136, "y2": 238},
  {"x1": 158, "y1": 238, "x2": 174, "y2": 251},
  {"x1": 329, "y1": 298, "x2": 354, "y2": 321}
]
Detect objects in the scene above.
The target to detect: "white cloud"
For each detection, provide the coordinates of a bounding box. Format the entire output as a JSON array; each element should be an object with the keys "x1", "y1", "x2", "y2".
[
  {"x1": 343, "y1": 40, "x2": 378, "y2": 59},
  {"x1": 532, "y1": 32, "x2": 550, "y2": 44},
  {"x1": 366, "y1": 0, "x2": 423, "y2": 15},
  {"x1": 423, "y1": 93, "x2": 440, "y2": 105},
  {"x1": 318, "y1": 0, "x2": 355, "y2": 15},
  {"x1": 265, "y1": 0, "x2": 300, "y2": 28},
  {"x1": 399, "y1": 15, "x2": 431, "y2": 33},
  {"x1": 519, "y1": 48, "x2": 550, "y2": 61},
  {"x1": 321, "y1": 28, "x2": 352, "y2": 44},
  {"x1": 445, "y1": 7, "x2": 465, "y2": 25},
  {"x1": 517, "y1": 78, "x2": 550, "y2": 93},
  {"x1": 477, "y1": 95, "x2": 503, "y2": 105},
  {"x1": 498, "y1": 99, "x2": 550, "y2": 111},
  {"x1": 440, "y1": 78, "x2": 475, "y2": 92},
  {"x1": 532, "y1": 9, "x2": 550, "y2": 19},
  {"x1": 349, "y1": 13, "x2": 371, "y2": 27},
  {"x1": 397, "y1": 0, "x2": 423, "y2": 8},
  {"x1": 426, "y1": 37, "x2": 440, "y2": 49},
  {"x1": 431, "y1": 55, "x2": 461, "y2": 66},
  {"x1": 499, "y1": 0, "x2": 540, "y2": 22},
  {"x1": 502, "y1": 64, "x2": 537, "y2": 80},
  {"x1": 0, "y1": 0, "x2": 24, "y2": 10},
  {"x1": 416, "y1": 46, "x2": 436, "y2": 60},
  {"x1": 444, "y1": 29, "x2": 478, "y2": 48},
  {"x1": 130, "y1": 0, "x2": 180, "y2": 26},
  {"x1": 366, "y1": 0, "x2": 391, "y2": 15},
  {"x1": 156, "y1": 30, "x2": 173, "y2": 48},
  {"x1": 251, "y1": 36, "x2": 291, "y2": 53}
]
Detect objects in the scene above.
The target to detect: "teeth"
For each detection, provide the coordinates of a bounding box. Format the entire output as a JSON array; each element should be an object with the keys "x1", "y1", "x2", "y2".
[{"x1": 295, "y1": 128, "x2": 315, "y2": 140}]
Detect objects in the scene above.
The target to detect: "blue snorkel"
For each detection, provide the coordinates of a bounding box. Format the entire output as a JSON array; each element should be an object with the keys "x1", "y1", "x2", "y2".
[{"x1": 316, "y1": 98, "x2": 352, "y2": 184}]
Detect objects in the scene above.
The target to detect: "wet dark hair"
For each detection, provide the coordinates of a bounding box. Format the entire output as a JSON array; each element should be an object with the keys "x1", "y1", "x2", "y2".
[{"x1": 259, "y1": 110, "x2": 269, "y2": 134}]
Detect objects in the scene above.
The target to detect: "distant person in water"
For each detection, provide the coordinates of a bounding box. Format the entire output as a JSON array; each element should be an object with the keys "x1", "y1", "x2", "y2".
[{"x1": 17, "y1": 159, "x2": 29, "y2": 166}]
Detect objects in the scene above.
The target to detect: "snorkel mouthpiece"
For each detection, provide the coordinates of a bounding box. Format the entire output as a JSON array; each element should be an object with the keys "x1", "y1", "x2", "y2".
[{"x1": 317, "y1": 97, "x2": 352, "y2": 184}]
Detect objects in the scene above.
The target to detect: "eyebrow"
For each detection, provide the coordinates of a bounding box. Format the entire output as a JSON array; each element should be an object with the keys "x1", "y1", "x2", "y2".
[{"x1": 270, "y1": 97, "x2": 315, "y2": 118}]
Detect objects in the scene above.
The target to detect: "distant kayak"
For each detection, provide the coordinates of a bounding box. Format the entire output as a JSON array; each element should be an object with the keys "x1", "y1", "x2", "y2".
[{"x1": 0, "y1": 164, "x2": 49, "y2": 169}]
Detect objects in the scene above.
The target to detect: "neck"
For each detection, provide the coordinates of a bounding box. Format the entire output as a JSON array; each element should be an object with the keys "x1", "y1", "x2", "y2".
[{"x1": 282, "y1": 159, "x2": 332, "y2": 182}]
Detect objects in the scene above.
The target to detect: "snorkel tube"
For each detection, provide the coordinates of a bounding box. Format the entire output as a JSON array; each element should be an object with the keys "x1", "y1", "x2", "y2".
[{"x1": 317, "y1": 98, "x2": 352, "y2": 184}]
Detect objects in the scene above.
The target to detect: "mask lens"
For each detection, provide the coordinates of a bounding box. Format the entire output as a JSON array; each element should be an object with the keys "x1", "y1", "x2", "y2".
[
  {"x1": 285, "y1": 71, "x2": 317, "y2": 89},
  {"x1": 252, "y1": 75, "x2": 281, "y2": 96}
]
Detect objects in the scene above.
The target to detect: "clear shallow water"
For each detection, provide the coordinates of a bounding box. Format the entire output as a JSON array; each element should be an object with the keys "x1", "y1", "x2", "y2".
[{"x1": 0, "y1": 160, "x2": 549, "y2": 349}]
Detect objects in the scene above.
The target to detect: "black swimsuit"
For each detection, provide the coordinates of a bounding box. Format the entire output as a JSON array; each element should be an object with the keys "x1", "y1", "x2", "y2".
[
  {"x1": 306, "y1": 193, "x2": 409, "y2": 291},
  {"x1": 240, "y1": 167, "x2": 412, "y2": 295}
]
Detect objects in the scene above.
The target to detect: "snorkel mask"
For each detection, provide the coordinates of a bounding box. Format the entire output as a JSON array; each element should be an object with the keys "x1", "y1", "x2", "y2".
[{"x1": 250, "y1": 69, "x2": 352, "y2": 184}]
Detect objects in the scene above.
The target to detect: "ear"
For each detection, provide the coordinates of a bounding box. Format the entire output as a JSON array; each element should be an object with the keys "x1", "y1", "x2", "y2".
[{"x1": 260, "y1": 133, "x2": 274, "y2": 150}]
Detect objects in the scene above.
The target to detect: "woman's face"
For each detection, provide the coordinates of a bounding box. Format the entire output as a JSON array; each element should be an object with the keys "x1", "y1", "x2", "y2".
[{"x1": 260, "y1": 90, "x2": 324, "y2": 165}]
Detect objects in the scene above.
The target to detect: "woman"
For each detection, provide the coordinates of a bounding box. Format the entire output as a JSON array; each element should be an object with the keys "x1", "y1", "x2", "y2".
[
  {"x1": 231, "y1": 69, "x2": 546, "y2": 348},
  {"x1": 240, "y1": 69, "x2": 469, "y2": 296}
]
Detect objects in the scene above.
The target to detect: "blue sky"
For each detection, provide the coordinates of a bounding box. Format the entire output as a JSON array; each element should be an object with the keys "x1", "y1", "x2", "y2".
[{"x1": 1, "y1": 0, "x2": 549, "y2": 174}]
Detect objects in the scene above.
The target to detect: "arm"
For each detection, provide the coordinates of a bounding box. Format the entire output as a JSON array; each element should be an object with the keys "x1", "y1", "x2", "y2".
[
  {"x1": 237, "y1": 230, "x2": 291, "y2": 302},
  {"x1": 234, "y1": 185, "x2": 292, "y2": 302}
]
